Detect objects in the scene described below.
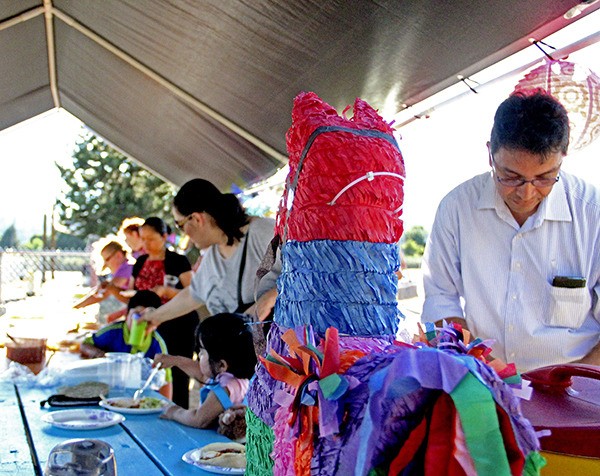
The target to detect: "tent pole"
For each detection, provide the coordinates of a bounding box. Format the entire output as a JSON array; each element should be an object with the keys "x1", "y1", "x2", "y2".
[
  {"x1": 43, "y1": 0, "x2": 60, "y2": 108},
  {"x1": 394, "y1": 29, "x2": 600, "y2": 129},
  {"x1": 0, "y1": 7, "x2": 44, "y2": 32}
]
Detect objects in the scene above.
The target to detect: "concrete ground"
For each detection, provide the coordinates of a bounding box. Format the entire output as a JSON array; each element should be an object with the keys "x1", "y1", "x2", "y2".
[{"x1": 0, "y1": 272, "x2": 100, "y2": 348}]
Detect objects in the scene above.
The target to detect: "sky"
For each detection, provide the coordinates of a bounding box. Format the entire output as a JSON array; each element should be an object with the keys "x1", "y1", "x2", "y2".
[
  {"x1": 0, "y1": 109, "x2": 84, "y2": 240},
  {"x1": 1, "y1": 13, "x2": 599, "y2": 240}
]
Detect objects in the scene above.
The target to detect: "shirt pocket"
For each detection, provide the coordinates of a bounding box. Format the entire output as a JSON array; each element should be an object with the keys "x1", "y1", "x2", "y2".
[{"x1": 546, "y1": 283, "x2": 590, "y2": 329}]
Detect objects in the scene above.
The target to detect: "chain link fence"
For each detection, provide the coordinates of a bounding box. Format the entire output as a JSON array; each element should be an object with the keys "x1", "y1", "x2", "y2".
[{"x1": 0, "y1": 248, "x2": 91, "y2": 303}]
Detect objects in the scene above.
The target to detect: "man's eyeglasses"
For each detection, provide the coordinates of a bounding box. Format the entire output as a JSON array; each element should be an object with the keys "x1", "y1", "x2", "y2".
[
  {"x1": 175, "y1": 214, "x2": 193, "y2": 231},
  {"x1": 490, "y1": 153, "x2": 560, "y2": 188}
]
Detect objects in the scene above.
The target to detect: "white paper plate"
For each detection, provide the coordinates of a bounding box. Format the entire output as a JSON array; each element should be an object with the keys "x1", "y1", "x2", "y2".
[
  {"x1": 119, "y1": 290, "x2": 137, "y2": 298},
  {"x1": 99, "y1": 397, "x2": 168, "y2": 414},
  {"x1": 42, "y1": 409, "x2": 124, "y2": 430},
  {"x1": 182, "y1": 448, "x2": 245, "y2": 474}
]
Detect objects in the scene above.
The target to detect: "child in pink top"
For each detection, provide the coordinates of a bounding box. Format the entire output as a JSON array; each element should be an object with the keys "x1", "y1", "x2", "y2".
[{"x1": 154, "y1": 313, "x2": 256, "y2": 428}]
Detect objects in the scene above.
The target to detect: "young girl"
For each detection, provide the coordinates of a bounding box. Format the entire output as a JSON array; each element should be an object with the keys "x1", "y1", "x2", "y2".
[{"x1": 155, "y1": 313, "x2": 257, "y2": 428}]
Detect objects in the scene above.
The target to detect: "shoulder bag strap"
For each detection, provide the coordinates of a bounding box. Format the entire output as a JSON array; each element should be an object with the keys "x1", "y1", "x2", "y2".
[{"x1": 237, "y1": 231, "x2": 250, "y2": 308}]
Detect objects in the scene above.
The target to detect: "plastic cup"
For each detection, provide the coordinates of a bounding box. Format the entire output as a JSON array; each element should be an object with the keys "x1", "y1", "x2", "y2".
[
  {"x1": 127, "y1": 313, "x2": 146, "y2": 347},
  {"x1": 105, "y1": 353, "x2": 140, "y2": 392},
  {"x1": 163, "y1": 275, "x2": 178, "y2": 287}
]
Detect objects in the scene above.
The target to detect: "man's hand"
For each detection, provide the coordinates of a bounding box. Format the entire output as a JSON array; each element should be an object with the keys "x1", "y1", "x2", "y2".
[
  {"x1": 434, "y1": 317, "x2": 468, "y2": 330},
  {"x1": 160, "y1": 404, "x2": 180, "y2": 420}
]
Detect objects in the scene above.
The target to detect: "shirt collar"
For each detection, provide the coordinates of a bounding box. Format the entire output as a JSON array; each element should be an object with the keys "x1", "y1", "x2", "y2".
[
  {"x1": 477, "y1": 171, "x2": 572, "y2": 225},
  {"x1": 539, "y1": 176, "x2": 571, "y2": 223},
  {"x1": 477, "y1": 172, "x2": 497, "y2": 210}
]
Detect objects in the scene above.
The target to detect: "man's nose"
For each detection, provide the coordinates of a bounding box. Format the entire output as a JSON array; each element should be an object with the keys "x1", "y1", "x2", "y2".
[{"x1": 516, "y1": 182, "x2": 537, "y2": 199}]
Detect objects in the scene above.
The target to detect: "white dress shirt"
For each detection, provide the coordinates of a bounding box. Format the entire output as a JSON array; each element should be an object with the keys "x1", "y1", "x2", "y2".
[{"x1": 422, "y1": 171, "x2": 600, "y2": 372}]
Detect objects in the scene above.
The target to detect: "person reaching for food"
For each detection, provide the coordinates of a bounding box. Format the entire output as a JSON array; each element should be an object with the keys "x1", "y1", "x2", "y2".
[
  {"x1": 74, "y1": 241, "x2": 133, "y2": 322},
  {"x1": 155, "y1": 313, "x2": 256, "y2": 429},
  {"x1": 123, "y1": 216, "x2": 198, "y2": 408}
]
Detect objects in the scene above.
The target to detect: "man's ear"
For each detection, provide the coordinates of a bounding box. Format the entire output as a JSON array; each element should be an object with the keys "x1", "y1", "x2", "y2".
[{"x1": 486, "y1": 141, "x2": 493, "y2": 167}]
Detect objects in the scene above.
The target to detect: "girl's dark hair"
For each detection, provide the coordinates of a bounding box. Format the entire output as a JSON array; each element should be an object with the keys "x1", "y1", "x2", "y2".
[
  {"x1": 196, "y1": 313, "x2": 257, "y2": 379},
  {"x1": 128, "y1": 290, "x2": 162, "y2": 310},
  {"x1": 173, "y1": 178, "x2": 249, "y2": 246},
  {"x1": 142, "y1": 217, "x2": 171, "y2": 236}
]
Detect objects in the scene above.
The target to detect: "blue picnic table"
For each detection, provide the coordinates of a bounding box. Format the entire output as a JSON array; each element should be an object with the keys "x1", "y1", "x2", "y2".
[{"x1": 1, "y1": 381, "x2": 233, "y2": 475}]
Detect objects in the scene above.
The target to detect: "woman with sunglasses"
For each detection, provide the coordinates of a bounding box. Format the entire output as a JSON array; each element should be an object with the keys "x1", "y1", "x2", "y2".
[
  {"x1": 127, "y1": 216, "x2": 198, "y2": 408},
  {"x1": 140, "y1": 178, "x2": 280, "y2": 335}
]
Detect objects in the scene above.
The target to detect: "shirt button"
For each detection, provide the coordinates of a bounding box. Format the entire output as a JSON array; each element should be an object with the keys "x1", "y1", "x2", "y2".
[
  {"x1": 508, "y1": 325, "x2": 514, "y2": 332},
  {"x1": 515, "y1": 262, "x2": 521, "y2": 270},
  {"x1": 509, "y1": 352, "x2": 516, "y2": 358},
  {"x1": 512, "y1": 295, "x2": 517, "y2": 300}
]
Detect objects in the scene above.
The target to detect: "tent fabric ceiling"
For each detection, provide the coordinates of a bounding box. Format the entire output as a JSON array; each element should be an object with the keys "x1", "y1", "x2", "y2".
[{"x1": 0, "y1": 0, "x2": 597, "y2": 190}]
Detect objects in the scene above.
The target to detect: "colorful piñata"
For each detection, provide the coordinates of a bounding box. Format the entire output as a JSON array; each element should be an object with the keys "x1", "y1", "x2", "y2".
[{"x1": 246, "y1": 92, "x2": 545, "y2": 476}]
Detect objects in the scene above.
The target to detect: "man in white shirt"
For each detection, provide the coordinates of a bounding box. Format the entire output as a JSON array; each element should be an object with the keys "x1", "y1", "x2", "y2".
[{"x1": 421, "y1": 91, "x2": 600, "y2": 372}]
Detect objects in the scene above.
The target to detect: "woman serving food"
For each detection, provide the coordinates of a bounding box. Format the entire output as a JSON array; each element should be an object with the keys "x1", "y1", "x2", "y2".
[
  {"x1": 122, "y1": 217, "x2": 198, "y2": 408},
  {"x1": 140, "y1": 178, "x2": 280, "y2": 334}
]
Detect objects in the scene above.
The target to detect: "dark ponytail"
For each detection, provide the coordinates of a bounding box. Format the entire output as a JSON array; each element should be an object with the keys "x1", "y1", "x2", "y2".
[{"x1": 174, "y1": 179, "x2": 249, "y2": 246}]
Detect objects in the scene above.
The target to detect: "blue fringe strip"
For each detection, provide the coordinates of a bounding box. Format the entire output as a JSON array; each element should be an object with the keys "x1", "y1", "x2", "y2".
[{"x1": 275, "y1": 240, "x2": 402, "y2": 336}]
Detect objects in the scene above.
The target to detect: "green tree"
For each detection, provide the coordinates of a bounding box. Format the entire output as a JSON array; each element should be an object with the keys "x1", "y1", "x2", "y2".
[
  {"x1": 22, "y1": 236, "x2": 44, "y2": 250},
  {"x1": 56, "y1": 133, "x2": 176, "y2": 238},
  {"x1": 403, "y1": 226, "x2": 428, "y2": 248},
  {"x1": 401, "y1": 225, "x2": 428, "y2": 257},
  {"x1": 401, "y1": 239, "x2": 423, "y2": 257},
  {"x1": 23, "y1": 233, "x2": 86, "y2": 250},
  {"x1": 0, "y1": 224, "x2": 19, "y2": 248}
]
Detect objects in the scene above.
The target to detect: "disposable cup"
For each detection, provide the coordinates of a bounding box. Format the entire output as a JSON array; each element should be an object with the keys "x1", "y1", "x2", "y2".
[{"x1": 104, "y1": 353, "x2": 141, "y2": 392}]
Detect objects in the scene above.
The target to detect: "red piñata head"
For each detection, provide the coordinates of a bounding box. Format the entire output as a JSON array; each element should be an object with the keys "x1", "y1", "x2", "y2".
[{"x1": 276, "y1": 92, "x2": 405, "y2": 243}]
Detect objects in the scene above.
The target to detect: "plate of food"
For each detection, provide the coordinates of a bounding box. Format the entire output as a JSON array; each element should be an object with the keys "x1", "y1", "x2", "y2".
[
  {"x1": 99, "y1": 396, "x2": 168, "y2": 414},
  {"x1": 42, "y1": 409, "x2": 124, "y2": 430},
  {"x1": 119, "y1": 289, "x2": 137, "y2": 298},
  {"x1": 182, "y1": 442, "x2": 246, "y2": 474}
]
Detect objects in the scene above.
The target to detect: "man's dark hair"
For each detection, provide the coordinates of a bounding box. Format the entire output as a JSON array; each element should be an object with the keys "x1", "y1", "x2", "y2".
[
  {"x1": 195, "y1": 313, "x2": 257, "y2": 379},
  {"x1": 490, "y1": 91, "x2": 570, "y2": 159}
]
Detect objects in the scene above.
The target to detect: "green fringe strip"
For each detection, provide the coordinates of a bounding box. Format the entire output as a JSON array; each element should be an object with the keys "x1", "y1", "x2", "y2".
[{"x1": 245, "y1": 408, "x2": 275, "y2": 476}]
